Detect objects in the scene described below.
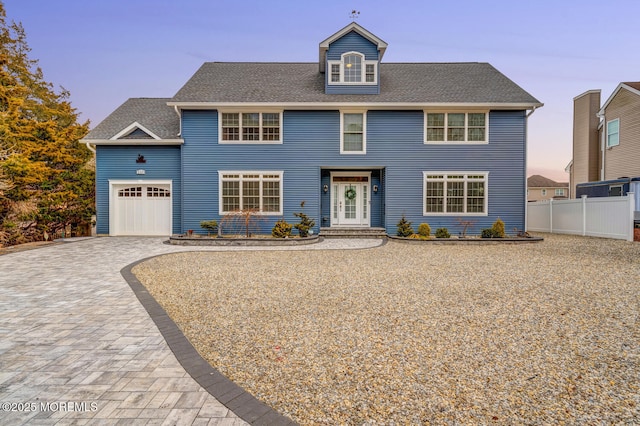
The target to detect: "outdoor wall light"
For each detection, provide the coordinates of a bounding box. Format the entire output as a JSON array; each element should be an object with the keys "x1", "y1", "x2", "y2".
[
  {"x1": 323, "y1": 184, "x2": 329, "y2": 193},
  {"x1": 373, "y1": 184, "x2": 378, "y2": 193}
]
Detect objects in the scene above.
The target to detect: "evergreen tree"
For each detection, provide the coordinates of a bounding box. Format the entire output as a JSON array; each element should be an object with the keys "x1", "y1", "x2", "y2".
[{"x1": 0, "y1": 2, "x2": 93, "y2": 246}]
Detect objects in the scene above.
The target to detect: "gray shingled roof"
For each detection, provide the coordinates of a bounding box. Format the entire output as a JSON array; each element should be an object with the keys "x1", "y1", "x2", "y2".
[
  {"x1": 85, "y1": 98, "x2": 179, "y2": 140},
  {"x1": 171, "y1": 62, "x2": 541, "y2": 105},
  {"x1": 527, "y1": 175, "x2": 568, "y2": 188},
  {"x1": 86, "y1": 62, "x2": 541, "y2": 139}
]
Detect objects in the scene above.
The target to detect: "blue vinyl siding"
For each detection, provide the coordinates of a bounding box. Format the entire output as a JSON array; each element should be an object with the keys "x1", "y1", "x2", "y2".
[
  {"x1": 95, "y1": 145, "x2": 181, "y2": 235},
  {"x1": 326, "y1": 30, "x2": 380, "y2": 95},
  {"x1": 181, "y1": 110, "x2": 219, "y2": 233},
  {"x1": 179, "y1": 109, "x2": 527, "y2": 236}
]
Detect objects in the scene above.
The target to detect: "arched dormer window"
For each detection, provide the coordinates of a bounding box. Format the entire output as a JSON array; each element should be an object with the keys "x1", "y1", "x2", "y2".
[{"x1": 328, "y1": 52, "x2": 377, "y2": 85}]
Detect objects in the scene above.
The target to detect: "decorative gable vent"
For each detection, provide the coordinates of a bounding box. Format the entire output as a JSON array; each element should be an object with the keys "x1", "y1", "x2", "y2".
[{"x1": 110, "y1": 121, "x2": 161, "y2": 141}]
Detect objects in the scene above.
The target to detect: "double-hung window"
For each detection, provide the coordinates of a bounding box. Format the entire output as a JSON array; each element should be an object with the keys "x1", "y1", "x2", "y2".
[
  {"x1": 606, "y1": 118, "x2": 619, "y2": 148},
  {"x1": 328, "y1": 52, "x2": 377, "y2": 85},
  {"x1": 423, "y1": 172, "x2": 488, "y2": 215},
  {"x1": 220, "y1": 112, "x2": 282, "y2": 143},
  {"x1": 219, "y1": 172, "x2": 283, "y2": 215},
  {"x1": 341, "y1": 112, "x2": 366, "y2": 154},
  {"x1": 425, "y1": 112, "x2": 487, "y2": 143}
]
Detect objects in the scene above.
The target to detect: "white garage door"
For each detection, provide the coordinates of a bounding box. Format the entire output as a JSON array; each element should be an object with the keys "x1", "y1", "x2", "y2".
[{"x1": 111, "y1": 182, "x2": 172, "y2": 236}]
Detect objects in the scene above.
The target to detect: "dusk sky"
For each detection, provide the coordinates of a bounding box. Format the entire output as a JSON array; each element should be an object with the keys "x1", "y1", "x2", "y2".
[{"x1": 4, "y1": 0, "x2": 640, "y2": 181}]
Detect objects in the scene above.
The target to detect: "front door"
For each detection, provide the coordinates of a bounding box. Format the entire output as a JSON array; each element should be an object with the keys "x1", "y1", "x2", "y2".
[{"x1": 332, "y1": 174, "x2": 370, "y2": 226}]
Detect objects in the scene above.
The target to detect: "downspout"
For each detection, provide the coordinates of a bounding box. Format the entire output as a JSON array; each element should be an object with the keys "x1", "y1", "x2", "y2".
[
  {"x1": 174, "y1": 105, "x2": 182, "y2": 136},
  {"x1": 597, "y1": 111, "x2": 605, "y2": 181},
  {"x1": 524, "y1": 105, "x2": 540, "y2": 231}
]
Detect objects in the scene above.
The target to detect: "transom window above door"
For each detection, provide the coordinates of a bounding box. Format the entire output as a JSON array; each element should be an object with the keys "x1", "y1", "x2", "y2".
[
  {"x1": 328, "y1": 52, "x2": 377, "y2": 85},
  {"x1": 219, "y1": 112, "x2": 282, "y2": 144}
]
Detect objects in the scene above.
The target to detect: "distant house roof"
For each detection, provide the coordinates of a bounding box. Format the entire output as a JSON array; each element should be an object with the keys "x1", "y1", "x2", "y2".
[
  {"x1": 83, "y1": 98, "x2": 181, "y2": 143},
  {"x1": 169, "y1": 62, "x2": 542, "y2": 107},
  {"x1": 599, "y1": 81, "x2": 640, "y2": 114},
  {"x1": 527, "y1": 175, "x2": 569, "y2": 188}
]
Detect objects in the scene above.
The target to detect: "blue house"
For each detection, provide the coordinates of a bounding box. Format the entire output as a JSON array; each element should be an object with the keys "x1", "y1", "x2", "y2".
[{"x1": 83, "y1": 23, "x2": 542, "y2": 237}]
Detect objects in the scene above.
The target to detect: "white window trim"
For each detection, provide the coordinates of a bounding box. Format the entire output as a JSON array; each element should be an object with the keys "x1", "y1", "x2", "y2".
[
  {"x1": 327, "y1": 51, "x2": 378, "y2": 85},
  {"x1": 340, "y1": 111, "x2": 367, "y2": 154},
  {"x1": 422, "y1": 172, "x2": 489, "y2": 216},
  {"x1": 554, "y1": 188, "x2": 565, "y2": 196},
  {"x1": 218, "y1": 171, "x2": 283, "y2": 216},
  {"x1": 424, "y1": 111, "x2": 489, "y2": 144},
  {"x1": 218, "y1": 111, "x2": 283, "y2": 144},
  {"x1": 606, "y1": 118, "x2": 619, "y2": 148}
]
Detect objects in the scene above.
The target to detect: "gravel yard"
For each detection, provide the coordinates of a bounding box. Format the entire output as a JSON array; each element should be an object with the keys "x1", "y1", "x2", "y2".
[{"x1": 132, "y1": 234, "x2": 640, "y2": 424}]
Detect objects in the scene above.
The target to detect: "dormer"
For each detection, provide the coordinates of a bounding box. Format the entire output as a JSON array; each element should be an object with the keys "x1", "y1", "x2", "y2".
[{"x1": 319, "y1": 23, "x2": 388, "y2": 95}]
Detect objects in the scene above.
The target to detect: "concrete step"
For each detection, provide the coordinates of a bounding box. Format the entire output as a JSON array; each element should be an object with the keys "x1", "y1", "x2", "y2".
[{"x1": 320, "y1": 227, "x2": 387, "y2": 238}]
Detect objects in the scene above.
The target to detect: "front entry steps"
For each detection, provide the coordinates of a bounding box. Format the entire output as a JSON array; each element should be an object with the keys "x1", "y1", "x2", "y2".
[{"x1": 320, "y1": 227, "x2": 387, "y2": 239}]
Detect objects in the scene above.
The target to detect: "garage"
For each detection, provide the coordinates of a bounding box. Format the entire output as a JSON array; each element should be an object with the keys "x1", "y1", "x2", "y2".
[{"x1": 110, "y1": 181, "x2": 172, "y2": 236}]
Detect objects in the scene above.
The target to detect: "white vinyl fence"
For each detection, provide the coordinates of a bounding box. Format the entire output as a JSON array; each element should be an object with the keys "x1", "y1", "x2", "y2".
[{"x1": 527, "y1": 193, "x2": 636, "y2": 241}]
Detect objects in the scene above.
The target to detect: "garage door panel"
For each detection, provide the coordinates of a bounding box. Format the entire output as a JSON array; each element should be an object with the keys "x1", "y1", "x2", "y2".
[{"x1": 112, "y1": 183, "x2": 172, "y2": 236}]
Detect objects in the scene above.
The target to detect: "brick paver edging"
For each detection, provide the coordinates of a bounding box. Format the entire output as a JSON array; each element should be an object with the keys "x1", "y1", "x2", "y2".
[{"x1": 121, "y1": 258, "x2": 297, "y2": 426}]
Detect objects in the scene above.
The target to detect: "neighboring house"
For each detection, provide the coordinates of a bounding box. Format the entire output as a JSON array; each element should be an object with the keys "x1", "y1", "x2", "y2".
[
  {"x1": 569, "y1": 82, "x2": 640, "y2": 197},
  {"x1": 527, "y1": 175, "x2": 569, "y2": 202},
  {"x1": 82, "y1": 23, "x2": 542, "y2": 237}
]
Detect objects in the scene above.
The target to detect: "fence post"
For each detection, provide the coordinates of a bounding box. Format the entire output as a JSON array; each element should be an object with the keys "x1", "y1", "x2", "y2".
[
  {"x1": 627, "y1": 192, "x2": 635, "y2": 242},
  {"x1": 581, "y1": 195, "x2": 587, "y2": 236},
  {"x1": 549, "y1": 198, "x2": 553, "y2": 233}
]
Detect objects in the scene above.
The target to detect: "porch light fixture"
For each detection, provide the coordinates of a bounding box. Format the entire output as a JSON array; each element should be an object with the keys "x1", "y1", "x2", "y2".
[
  {"x1": 323, "y1": 184, "x2": 329, "y2": 193},
  {"x1": 373, "y1": 184, "x2": 378, "y2": 193}
]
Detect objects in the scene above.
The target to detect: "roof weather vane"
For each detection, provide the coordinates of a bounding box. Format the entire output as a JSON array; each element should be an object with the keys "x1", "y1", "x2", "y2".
[{"x1": 349, "y1": 10, "x2": 360, "y2": 21}]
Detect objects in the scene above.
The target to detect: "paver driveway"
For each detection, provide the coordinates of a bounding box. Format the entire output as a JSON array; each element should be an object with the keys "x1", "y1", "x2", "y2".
[{"x1": 0, "y1": 237, "x2": 381, "y2": 425}]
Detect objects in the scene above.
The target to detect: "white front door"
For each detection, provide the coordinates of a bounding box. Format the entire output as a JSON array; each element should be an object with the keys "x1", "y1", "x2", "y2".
[{"x1": 331, "y1": 174, "x2": 370, "y2": 226}]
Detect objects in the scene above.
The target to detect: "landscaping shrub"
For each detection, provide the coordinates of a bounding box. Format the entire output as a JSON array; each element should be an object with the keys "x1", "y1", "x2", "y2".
[
  {"x1": 491, "y1": 217, "x2": 506, "y2": 238},
  {"x1": 417, "y1": 223, "x2": 431, "y2": 237},
  {"x1": 435, "y1": 227, "x2": 450, "y2": 238},
  {"x1": 200, "y1": 220, "x2": 218, "y2": 236},
  {"x1": 293, "y1": 201, "x2": 315, "y2": 237},
  {"x1": 396, "y1": 214, "x2": 414, "y2": 237},
  {"x1": 272, "y1": 218, "x2": 293, "y2": 238},
  {"x1": 481, "y1": 228, "x2": 499, "y2": 238}
]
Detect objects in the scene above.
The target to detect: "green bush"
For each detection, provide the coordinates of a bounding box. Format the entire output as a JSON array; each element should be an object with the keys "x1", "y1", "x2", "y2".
[
  {"x1": 272, "y1": 218, "x2": 293, "y2": 238},
  {"x1": 293, "y1": 201, "x2": 315, "y2": 237},
  {"x1": 491, "y1": 217, "x2": 506, "y2": 238},
  {"x1": 200, "y1": 220, "x2": 218, "y2": 235},
  {"x1": 396, "y1": 214, "x2": 414, "y2": 237},
  {"x1": 481, "y1": 228, "x2": 499, "y2": 238},
  {"x1": 417, "y1": 223, "x2": 431, "y2": 237},
  {"x1": 435, "y1": 227, "x2": 450, "y2": 238}
]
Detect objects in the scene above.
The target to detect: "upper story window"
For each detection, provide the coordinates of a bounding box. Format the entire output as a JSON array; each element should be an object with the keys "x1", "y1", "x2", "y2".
[
  {"x1": 328, "y1": 52, "x2": 377, "y2": 85},
  {"x1": 606, "y1": 118, "x2": 619, "y2": 148},
  {"x1": 341, "y1": 112, "x2": 366, "y2": 154},
  {"x1": 554, "y1": 188, "x2": 565, "y2": 196},
  {"x1": 219, "y1": 112, "x2": 282, "y2": 144},
  {"x1": 425, "y1": 112, "x2": 487, "y2": 144}
]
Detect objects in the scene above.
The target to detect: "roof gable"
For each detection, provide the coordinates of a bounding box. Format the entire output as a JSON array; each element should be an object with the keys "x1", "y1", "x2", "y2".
[
  {"x1": 319, "y1": 22, "x2": 387, "y2": 72},
  {"x1": 111, "y1": 121, "x2": 161, "y2": 140},
  {"x1": 83, "y1": 98, "x2": 182, "y2": 144},
  {"x1": 599, "y1": 82, "x2": 640, "y2": 114}
]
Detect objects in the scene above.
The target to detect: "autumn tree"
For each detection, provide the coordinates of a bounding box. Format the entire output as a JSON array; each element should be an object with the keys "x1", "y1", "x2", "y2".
[{"x1": 0, "y1": 2, "x2": 94, "y2": 246}]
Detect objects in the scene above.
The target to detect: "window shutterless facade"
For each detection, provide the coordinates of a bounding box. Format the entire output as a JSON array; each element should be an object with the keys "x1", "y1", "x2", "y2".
[
  {"x1": 606, "y1": 118, "x2": 619, "y2": 148},
  {"x1": 219, "y1": 112, "x2": 282, "y2": 144},
  {"x1": 219, "y1": 172, "x2": 283, "y2": 215},
  {"x1": 340, "y1": 112, "x2": 366, "y2": 154},
  {"x1": 327, "y1": 52, "x2": 377, "y2": 85},
  {"x1": 423, "y1": 172, "x2": 488, "y2": 215},
  {"x1": 425, "y1": 112, "x2": 487, "y2": 143}
]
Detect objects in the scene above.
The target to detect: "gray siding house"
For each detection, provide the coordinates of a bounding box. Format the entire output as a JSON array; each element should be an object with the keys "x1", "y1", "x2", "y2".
[{"x1": 83, "y1": 23, "x2": 542, "y2": 237}]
